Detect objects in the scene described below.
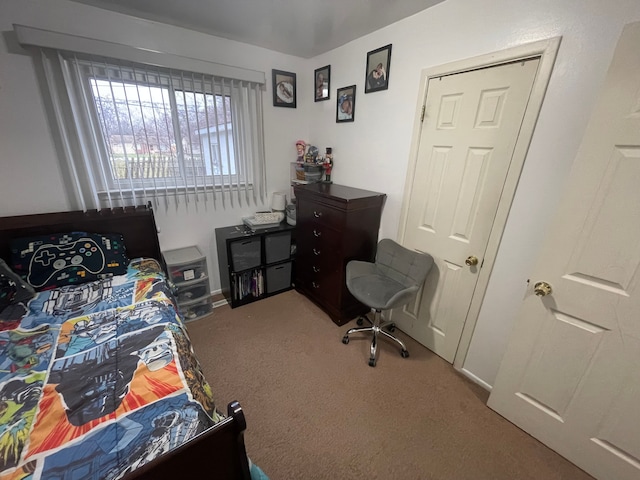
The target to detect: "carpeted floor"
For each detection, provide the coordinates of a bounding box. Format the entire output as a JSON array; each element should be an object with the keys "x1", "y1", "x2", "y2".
[{"x1": 187, "y1": 290, "x2": 592, "y2": 480}]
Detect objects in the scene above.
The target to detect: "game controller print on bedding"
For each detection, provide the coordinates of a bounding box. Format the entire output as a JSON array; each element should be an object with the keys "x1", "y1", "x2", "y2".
[{"x1": 10, "y1": 232, "x2": 129, "y2": 290}]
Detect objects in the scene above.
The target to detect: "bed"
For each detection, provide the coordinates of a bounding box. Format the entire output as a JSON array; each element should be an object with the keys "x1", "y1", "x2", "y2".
[{"x1": 0, "y1": 205, "x2": 260, "y2": 480}]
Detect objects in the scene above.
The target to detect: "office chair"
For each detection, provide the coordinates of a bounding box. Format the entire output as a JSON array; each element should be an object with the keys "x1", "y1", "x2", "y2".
[{"x1": 341, "y1": 238, "x2": 434, "y2": 367}]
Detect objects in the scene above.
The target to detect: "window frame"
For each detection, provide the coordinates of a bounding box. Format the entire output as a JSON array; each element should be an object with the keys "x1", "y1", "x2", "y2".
[{"x1": 78, "y1": 60, "x2": 247, "y2": 197}]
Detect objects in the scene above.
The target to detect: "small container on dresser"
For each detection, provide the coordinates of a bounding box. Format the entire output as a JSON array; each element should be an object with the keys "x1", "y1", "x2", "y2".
[
  {"x1": 163, "y1": 246, "x2": 212, "y2": 321},
  {"x1": 294, "y1": 183, "x2": 386, "y2": 326}
]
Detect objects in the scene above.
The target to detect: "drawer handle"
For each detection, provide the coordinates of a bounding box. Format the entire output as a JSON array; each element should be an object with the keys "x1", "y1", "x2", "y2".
[
  {"x1": 313, "y1": 248, "x2": 321, "y2": 256},
  {"x1": 313, "y1": 210, "x2": 323, "y2": 218},
  {"x1": 312, "y1": 281, "x2": 320, "y2": 289},
  {"x1": 313, "y1": 229, "x2": 322, "y2": 237},
  {"x1": 312, "y1": 266, "x2": 320, "y2": 273}
]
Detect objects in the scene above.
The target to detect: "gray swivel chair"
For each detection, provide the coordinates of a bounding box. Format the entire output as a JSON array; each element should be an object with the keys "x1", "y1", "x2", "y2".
[{"x1": 341, "y1": 238, "x2": 434, "y2": 367}]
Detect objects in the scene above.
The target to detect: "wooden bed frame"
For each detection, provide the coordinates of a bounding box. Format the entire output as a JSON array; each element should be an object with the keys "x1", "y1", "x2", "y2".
[{"x1": 0, "y1": 204, "x2": 252, "y2": 480}]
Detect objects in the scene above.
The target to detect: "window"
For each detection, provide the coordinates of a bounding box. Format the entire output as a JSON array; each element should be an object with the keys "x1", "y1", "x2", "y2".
[
  {"x1": 39, "y1": 50, "x2": 265, "y2": 209},
  {"x1": 87, "y1": 69, "x2": 238, "y2": 188}
]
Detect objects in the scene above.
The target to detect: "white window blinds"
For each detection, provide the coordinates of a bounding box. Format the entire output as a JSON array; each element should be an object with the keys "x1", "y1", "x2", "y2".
[{"x1": 38, "y1": 49, "x2": 266, "y2": 210}]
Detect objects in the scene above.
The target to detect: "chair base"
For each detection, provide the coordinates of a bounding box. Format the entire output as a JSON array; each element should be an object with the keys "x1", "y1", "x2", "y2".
[{"x1": 342, "y1": 309, "x2": 409, "y2": 367}]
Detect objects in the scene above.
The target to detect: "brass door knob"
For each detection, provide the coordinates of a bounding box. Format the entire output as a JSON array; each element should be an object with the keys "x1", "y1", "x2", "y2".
[
  {"x1": 465, "y1": 256, "x2": 479, "y2": 266},
  {"x1": 534, "y1": 281, "x2": 552, "y2": 297}
]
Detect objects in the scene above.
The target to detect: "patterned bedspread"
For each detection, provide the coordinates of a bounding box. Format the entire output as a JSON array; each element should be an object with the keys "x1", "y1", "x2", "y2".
[{"x1": 0, "y1": 259, "x2": 221, "y2": 479}]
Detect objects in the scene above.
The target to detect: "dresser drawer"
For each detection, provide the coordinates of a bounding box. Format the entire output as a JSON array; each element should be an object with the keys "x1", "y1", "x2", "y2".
[
  {"x1": 297, "y1": 224, "x2": 342, "y2": 251},
  {"x1": 297, "y1": 234, "x2": 342, "y2": 268},
  {"x1": 298, "y1": 201, "x2": 345, "y2": 230},
  {"x1": 296, "y1": 249, "x2": 341, "y2": 275},
  {"x1": 297, "y1": 260, "x2": 341, "y2": 305}
]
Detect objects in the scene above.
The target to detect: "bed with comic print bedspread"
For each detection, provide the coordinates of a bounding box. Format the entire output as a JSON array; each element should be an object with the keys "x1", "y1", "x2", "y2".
[{"x1": 0, "y1": 258, "x2": 226, "y2": 479}]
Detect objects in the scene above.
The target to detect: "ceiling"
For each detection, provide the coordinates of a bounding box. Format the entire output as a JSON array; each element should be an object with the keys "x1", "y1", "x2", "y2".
[{"x1": 70, "y1": 0, "x2": 446, "y2": 58}]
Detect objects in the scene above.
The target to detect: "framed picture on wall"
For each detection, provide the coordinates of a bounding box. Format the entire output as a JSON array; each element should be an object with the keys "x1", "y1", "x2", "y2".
[
  {"x1": 364, "y1": 44, "x2": 392, "y2": 93},
  {"x1": 272, "y1": 69, "x2": 296, "y2": 108},
  {"x1": 314, "y1": 65, "x2": 331, "y2": 101},
  {"x1": 336, "y1": 85, "x2": 356, "y2": 123}
]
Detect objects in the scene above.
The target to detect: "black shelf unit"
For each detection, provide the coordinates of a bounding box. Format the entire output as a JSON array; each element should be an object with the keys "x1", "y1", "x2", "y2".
[{"x1": 215, "y1": 223, "x2": 295, "y2": 308}]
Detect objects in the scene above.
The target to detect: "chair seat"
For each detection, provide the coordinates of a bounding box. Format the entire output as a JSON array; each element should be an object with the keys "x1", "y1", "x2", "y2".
[
  {"x1": 342, "y1": 239, "x2": 433, "y2": 366},
  {"x1": 348, "y1": 274, "x2": 407, "y2": 310}
]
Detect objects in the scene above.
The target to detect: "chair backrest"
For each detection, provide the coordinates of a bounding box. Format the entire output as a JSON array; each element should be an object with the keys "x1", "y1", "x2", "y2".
[{"x1": 375, "y1": 239, "x2": 434, "y2": 289}]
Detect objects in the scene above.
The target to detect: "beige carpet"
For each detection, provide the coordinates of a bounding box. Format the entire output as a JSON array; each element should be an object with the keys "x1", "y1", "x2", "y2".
[{"x1": 187, "y1": 290, "x2": 592, "y2": 480}]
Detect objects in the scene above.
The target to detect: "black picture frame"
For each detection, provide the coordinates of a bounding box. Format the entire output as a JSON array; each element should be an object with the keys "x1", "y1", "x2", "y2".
[
  {"x1": 272, "y1": 69, "x2": 296, "y2": 108},
  {"x1": 336, "y1": 85, "x2": 356, "y2": 123},
  {"x1": 364, "y1": 44, "x2": 392, "y2": 93},
  {"x1": 314, "y1": 65, "x2": 331, "y2": 102}
]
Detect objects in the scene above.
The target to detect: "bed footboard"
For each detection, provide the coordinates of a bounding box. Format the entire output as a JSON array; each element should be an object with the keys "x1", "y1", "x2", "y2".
[{"x1": 125, "y1": 401, "x2": 252, "y2": 480}]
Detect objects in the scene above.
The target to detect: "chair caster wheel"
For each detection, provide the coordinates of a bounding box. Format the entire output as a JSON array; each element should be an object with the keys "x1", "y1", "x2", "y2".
[
  {"x1": 368, "y1": 358, "x2": 376, "y2": 367},
  {"x1": 401, "y1": 350, "x2": 409, "y2": 358},
  {"x1": 342, "y1": 336, "x2": 349, "y2": 344},
  {"x1": 388, "y1": 323, "x2": 396, "y2": 332},
  {"x1": 356, "y1": 317, "x2": 364, "y2": 326}
]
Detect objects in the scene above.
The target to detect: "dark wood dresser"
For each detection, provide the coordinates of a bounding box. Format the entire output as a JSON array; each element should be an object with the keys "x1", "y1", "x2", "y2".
[{"x1": 294, "y1": 183, "x2": 386, "y2": 326}]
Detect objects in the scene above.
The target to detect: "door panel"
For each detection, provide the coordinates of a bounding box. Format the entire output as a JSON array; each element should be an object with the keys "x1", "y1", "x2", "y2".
[
  {"x1": 396, "y1": 59, "x2": 540, "y2": 362},
  {"x1": 489, "y1": 21, "x2": 640, "y2": 480}
]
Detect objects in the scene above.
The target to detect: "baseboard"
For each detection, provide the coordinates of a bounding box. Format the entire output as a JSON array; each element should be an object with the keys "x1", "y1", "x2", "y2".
[{"x1": 459, "y1": 367, "x2": 493, "y2": 392}]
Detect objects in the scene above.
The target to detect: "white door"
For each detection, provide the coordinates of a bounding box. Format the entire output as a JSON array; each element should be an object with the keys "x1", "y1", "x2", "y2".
[
  {"x1": 488, "y1": 21, "x2": 640, "y2": 480},
  {"x1": 395, "y1": 58, "x2": 539, "y2": 362}
]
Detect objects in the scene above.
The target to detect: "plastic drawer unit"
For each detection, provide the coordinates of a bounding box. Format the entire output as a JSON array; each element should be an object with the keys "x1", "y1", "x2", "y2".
[{"x1": 163, "y1": 246, "x2": 212, "y2": 321}]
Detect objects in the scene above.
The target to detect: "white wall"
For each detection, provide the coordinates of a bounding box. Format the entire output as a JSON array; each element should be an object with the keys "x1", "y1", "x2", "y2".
[
  {"x1": 2, "y1": 0, "x2": 640, "y2": 389},
  {"x1": 306, "y1": 0, "x2": 640, "y2": 387},
  {"x1": 0, "y1": 0, "x2": 308, "y2": 290}
]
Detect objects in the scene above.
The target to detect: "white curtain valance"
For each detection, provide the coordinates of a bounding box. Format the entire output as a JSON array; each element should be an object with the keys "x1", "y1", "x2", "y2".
[
  {"x1": 32, "y1": 48, "x2": 266, "y2": 211},
  {"x1": 13, "y1": 24, "x2": 266, "y2": 85}
]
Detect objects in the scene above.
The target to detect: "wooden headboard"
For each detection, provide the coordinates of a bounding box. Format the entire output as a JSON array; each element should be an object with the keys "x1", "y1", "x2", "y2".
[{"x1": 0, "y1": 204, "x2": 162, "y2": 264}]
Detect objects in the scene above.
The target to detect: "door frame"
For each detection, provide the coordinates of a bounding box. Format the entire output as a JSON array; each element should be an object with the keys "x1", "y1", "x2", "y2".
[{"x1": 397, "y1": 37, "x2": 562, "y2": 375}]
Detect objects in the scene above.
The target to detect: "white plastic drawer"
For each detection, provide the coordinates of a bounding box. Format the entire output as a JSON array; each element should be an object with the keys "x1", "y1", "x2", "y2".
[
  {"x1": 179, "y1": 296, "x2": 212, "y2": 322},
  {"x1": 177, "y1": 278, "x2": 210, "y2": 304},
  {"x1": 168, "y1": 259, "x2": 207, "y2": 285}
]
